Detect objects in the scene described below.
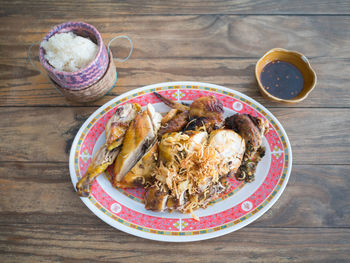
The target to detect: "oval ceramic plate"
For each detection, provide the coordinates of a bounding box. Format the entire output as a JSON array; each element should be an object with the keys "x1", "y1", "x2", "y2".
[{"x1": 69, "y1": 81, "x2": 292, "y2": 242}]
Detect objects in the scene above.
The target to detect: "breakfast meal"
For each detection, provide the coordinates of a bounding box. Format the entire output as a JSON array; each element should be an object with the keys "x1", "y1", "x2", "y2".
[
  {"x1": 41, "y1": 31, "x2": 98, "y2": 72},
  {"x1": 76, "y1": 94, "x2": 269, "y2": 218}
]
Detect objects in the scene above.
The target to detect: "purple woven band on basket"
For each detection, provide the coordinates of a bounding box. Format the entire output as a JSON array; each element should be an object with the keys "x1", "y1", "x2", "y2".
[{"x1": 39, "y1": 22, "x2": 109, "y2": 90}]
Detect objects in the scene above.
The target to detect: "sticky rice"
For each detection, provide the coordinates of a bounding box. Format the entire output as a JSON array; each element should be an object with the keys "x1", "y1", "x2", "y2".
[{"x1": 41, "y1": 32, "x2": 98, "y2": 72}]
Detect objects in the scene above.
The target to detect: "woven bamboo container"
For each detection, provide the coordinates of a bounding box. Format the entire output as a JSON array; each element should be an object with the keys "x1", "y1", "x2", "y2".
[
  {"x1": 39, "y1": 21, "x2": 117, "y2": 103},
  {"x1": 52, "y1": 50, "x2": 116, "y2": 103},
  {"x1": 39, "y1": 22, "x2": 109, "y2": 90}
]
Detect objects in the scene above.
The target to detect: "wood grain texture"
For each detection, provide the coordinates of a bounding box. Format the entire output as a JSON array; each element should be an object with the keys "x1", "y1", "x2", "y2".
[
  {"x1": 1, "y1": 15, "x2": 350, "y2": 107},
  {"x1": 0, "y1": 163, "x2": 349, "y2": 228},
  {"x1": 0, "y1": 107, "x2": 349, "y2": 164},
  {"x1": 0, "y1": 225, "x2": 349, "y2": 263},
  {"x1": 2, "y1": 16, "x2": 350, "y2": 59},
  {"x1": 0, "y1": 107, "x2": 94, "y2": 162},
  {"x1": 1, "y1": 0, "x2": 350, "y2": 261},
  {"x1": 1, "y1": 0, "x2": 350, "y2": 16},
  {"x1": 1, "y1": 57, "x2": 349, "y2": 107}
]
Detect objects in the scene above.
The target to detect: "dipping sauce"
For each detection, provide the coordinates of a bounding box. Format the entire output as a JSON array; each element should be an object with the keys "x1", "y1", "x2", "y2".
[{"x1": 260, "y1": 60, "x2": 304, "y2": 100}]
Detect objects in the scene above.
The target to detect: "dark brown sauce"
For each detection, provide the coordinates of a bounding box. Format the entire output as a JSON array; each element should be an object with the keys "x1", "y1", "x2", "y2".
[{"x1": 260, "y1": 60, "x2": 304, "y2": 99}]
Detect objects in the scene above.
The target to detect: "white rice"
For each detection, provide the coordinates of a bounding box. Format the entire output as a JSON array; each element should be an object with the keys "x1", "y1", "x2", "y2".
[{"x1": 41, "y1": 32, "x2": 98, "y2": 72}]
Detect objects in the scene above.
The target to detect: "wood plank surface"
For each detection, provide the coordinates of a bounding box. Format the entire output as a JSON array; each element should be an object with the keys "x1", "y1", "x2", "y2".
[
  {"x1": 1, "y1": 0, "x2": 350, "y2": 261},
  {"x1": 1, "y1": 225, "x2": 349, "y2": 263},
  {"x1": 2, "y1": 16, "x2": 350, "y2": 59},
  {"x1": 0, "y1": 107, "x2": 349, "y2": 164},
  {"x1": 1, "y1": 0, "x2": 350, "y2": 16},
  {"x1": 1, "y1": 15, "x2": 350, "y2": 107},
  {"x1": 1, "y1": 57, "x2": 349, "y2": 107},
  {"x1": 0, "y1": 163, "x2": 349, "y2": 228}
]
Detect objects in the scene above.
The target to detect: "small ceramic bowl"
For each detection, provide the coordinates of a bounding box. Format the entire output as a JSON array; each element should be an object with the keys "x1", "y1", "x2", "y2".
[{"x1": 255, "y1": 48, "x2": 317, "y2": 103}]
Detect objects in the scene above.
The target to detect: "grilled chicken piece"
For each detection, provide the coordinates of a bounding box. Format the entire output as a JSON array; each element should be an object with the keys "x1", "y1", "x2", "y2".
[
  {"x1": 183, "y1": 117, "x2": 219, "y2": 132},
  {"x1": 154, "y1": 92, "x2": 223, "y2": 121},
  {"x1": 155, "y1": 93, "x2": 224, "y2": 133},
  {"x1": 146, "y1": 103, "x2": 162, "y2": 132},
  {"x1": 154, "y1": 92, "x2": 190, "y2": 137},
  {"x1": 167, "y1": 189, "x2": 188, "y2": 211},
  {"x1": 188, "y1": 96, "x2": 224, "y2": 132},
  {"x1": 155, "y1": 93, "x2": 224, "y2": 131},
  {"x1": 144, "y1": 185, "x2": 169, "y2": 211},
  {"x1": 105, "y1": 103, "x2": 141, "y2": 151},
  {"x1": 208, "y1": 129, "x2": 245, "y2": 176},
  {"x1": 76, "y1": 144, "x2": 120, "y2": 197},
  {"x1": 116, "y1": 141, "x2": 158, "y2": 188},
  {"x1": 225, "y1": 114, "x2": 269, "y2": 159},
  {"x1": 225, "y1": 114, "x2": 269, "y2": 182},
  {"x1": 154, "y1": 92, "x2": 189, "y2": 112},
  {"x1": 158, "y1": 111, "x2": 189, "y2": 137},
  {"x1": 159, "y1": 132, "x2": 187, "y2": 164},
  {"x1": 158, "y1": 131, "x2": 207, "y2": 164},
  {"x1": 197, "y1": 180, "x2": 226, "y2": 208},
  {"x1": 112, "y1": 104, "x2": 161, "y2": 186},
  {"x1": 161, "y1": 109, "x2": 178, "y2": 125},
  {"x1": 189, "y1": 96, "x2": 224, "y2": 120}
]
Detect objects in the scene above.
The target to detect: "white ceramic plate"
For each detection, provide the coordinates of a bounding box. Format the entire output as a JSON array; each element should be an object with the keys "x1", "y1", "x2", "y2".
[{"x1": 69, "y1": 81, "x2": 292, "y2": 242}]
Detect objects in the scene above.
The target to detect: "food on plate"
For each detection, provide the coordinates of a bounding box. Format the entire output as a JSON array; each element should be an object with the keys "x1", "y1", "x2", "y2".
[
  {"x1": 158, "y1": 111, "x2": 189, "y2": 137},
  {"x1": 161, "y1": 109, "x2": 179, "y2": 125},
  {"x1": 154, "y1": 92, "x2": 189, "y2": 112},
  {"x1": 105, "y1": 103, "x2": 141, "y2": 151},
  {"x1": 76, "y1": 144, "x2": 119, "y2": 197},
  {"x1": 208, "y1": 129, "x2": 245, "y2": 177},
  {"x1": 158, "y1": 131, "x2": 208, "y2": 164},
  {"x1": 155, "y1": 92, "x2": 224, "y2": 132},
  {"x1": 116, "y1": 140, "x2": 158, "y2": 188},
  {"x1": 187, "y1": 95, "x2": 224, "y2": 131},
  {"x1": 225, "y1": 114, "x2": 269, "y2": 182},
  {"x1": 112, "y1": 104, "x2": 162, "y2": 187},
  {"x1": 75, "y1": 104, "x2": 141, "y2": 196},
  {"x1": 75, "y1": 94, "x2": 269, "y2": 219},
  {"x1": 144, "y1": 129, "x2": 245, "y2": 218},
  {"x1": 41, "y1": 32, "x2": 98, "y2": 72}
]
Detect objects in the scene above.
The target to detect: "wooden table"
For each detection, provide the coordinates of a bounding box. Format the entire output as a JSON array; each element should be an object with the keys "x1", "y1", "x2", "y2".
[{"x1": 1, "y1": 1, "x2": 350, "y2": 262}]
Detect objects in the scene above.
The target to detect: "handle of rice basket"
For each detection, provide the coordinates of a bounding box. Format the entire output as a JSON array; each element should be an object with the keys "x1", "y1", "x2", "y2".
[{"x1": 108, "y1": 35, "x2": 133, "y2": 62}]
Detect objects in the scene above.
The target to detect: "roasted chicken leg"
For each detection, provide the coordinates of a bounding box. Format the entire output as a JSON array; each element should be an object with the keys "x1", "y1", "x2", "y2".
[{"x1": 76, "y1": 144, "x2": 120, "y2": 197}]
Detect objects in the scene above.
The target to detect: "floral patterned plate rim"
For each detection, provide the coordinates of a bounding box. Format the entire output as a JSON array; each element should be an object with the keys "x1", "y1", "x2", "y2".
[{"x1": 69, "y1": 81, "x2": 292, "y2": 242}]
